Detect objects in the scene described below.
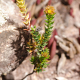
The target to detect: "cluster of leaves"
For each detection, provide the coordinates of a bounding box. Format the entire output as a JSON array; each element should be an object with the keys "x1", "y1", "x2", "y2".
[
  {"x1": 29, "y1": 13, "x2": 55, "y2": 72},
  {"x1": 17, "y1": 0, "x2": 55, "y2": 72},
  {"x1": 17, "y1": 0, "x2": 31, "y2": 25}
]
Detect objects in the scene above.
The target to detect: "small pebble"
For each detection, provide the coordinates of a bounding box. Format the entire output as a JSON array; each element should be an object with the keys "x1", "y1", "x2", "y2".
[{"x1": 45, "y1": 78, "x2": 50, "y2": 80}]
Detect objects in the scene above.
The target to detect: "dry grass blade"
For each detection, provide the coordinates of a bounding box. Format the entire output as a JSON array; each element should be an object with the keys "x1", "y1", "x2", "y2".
[
  {"x1": 57, "y1": 53, "x2": 66, "y2": 75},
  {"x1": 59, "y1": 42, "x2": 70, "y2": 52},
  {"x1": 67, "y1": 37, "x2": 80, "y2": 53},
  {"x1": 55, "y1": 35, "x2": 66, "y2": 45},
  {"x1": 69, "y1": 43, "x2": 75, "y2": 58}
]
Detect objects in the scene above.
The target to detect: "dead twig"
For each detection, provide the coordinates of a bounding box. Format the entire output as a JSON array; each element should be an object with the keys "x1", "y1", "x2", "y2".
[
  {"x1": 57, "y1": 53, "x2": 66, "y2": 75},
  {"x1": 67, "y1": 37, "x2": 80, "y2": 53},
  {"x1": 59, "y1": 42, "x2": 70, "y2": 52}
]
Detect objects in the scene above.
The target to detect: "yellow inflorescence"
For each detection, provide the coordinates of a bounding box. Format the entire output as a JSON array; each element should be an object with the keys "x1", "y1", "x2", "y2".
[
  {"x1": 17, "y1": 0, "x2": 31, "y2": 25},
  {"x1": 44, "y1": 5, "x2": 55, "y2": 15}
]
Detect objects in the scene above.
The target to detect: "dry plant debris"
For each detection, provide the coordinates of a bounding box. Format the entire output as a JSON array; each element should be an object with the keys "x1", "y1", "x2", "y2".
[{"x1": 0, "y1": 0, "x2": 80, "y2": 80}]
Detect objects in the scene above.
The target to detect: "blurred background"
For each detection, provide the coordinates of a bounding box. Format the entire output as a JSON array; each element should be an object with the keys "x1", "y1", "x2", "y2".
[{"x1": 0, "y1": 0, "x2": 80, "y2": 80}]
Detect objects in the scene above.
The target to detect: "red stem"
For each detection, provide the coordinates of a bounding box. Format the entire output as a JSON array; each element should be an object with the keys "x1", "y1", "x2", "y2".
[
  {"x1": 48, "y1": 29, "x2": 57, "y2": 59},
  {"x1": 36, "y1": 0, "x2": 41, "y2": 5},
  {"x1": 47, "y1": 0, "x2": 52, "y2": 5},
  {"x1": 68, "y1": 0, "x2": 73, "y2": 5},
  {"x1": 69, "y1": 8, "x2": 74, "y2": 18},
  {"x1": 50, "y1": 40, "x2": 56, "y2": 59},
  {"x1": 47, "y1": 36, "x2": 54, "y2": 49},
  {"x1": 47, "y1": 29, "x2": 57, "y2": 48},
  {"x1": 38, "y1": 8, "x2": 44, "y2": 17},
  {"x1": 30, "y1": 19, "x2": 36, "y2": 26},
  {"x1": 12, "y1": 0, "x2": 16, "y2": 2}
]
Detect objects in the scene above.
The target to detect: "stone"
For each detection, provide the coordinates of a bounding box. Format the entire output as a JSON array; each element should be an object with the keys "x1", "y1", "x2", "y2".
[{"x1": 0, "y1": 0, "x2": 29, "y2": 76}]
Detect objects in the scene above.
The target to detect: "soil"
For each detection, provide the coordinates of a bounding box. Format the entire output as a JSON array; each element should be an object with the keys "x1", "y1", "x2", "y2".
[{"x1": 0, "y1": 0, "x2": 80, "y2": 80}]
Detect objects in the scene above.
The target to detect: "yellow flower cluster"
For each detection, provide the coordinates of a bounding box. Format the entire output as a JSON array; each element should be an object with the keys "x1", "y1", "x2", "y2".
[
  {"x1": 17, "y1": 0, "x2": 31, "y2": 25},
  {"x1": 44, "y1": 5, "x2": 55, "y2": 15}
]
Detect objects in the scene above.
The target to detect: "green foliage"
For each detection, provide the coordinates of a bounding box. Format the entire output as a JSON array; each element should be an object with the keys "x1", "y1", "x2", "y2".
[
  {"x1": 29, "y1": 12, "x2": 55, "y2": 72},
  {"x1": 30, "y1": 55, "x2": 49, "y2": 72},
  {"x1": 17, "y1": 0, "x2": 55, "y2": 73}
]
